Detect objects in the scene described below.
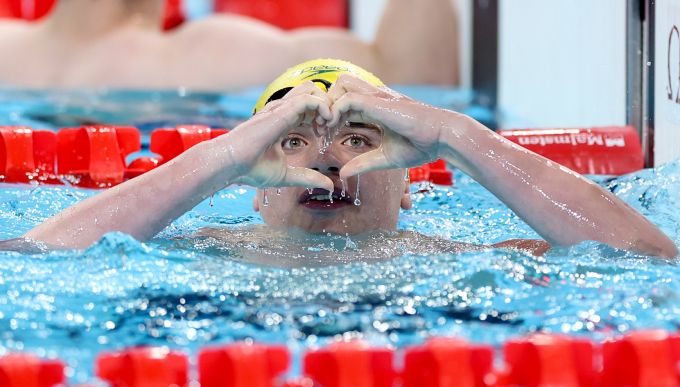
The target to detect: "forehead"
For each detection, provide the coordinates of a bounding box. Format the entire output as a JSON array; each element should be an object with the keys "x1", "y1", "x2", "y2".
[{"x1": 291, "y1": 121, "x2": 383, "y2": 137}]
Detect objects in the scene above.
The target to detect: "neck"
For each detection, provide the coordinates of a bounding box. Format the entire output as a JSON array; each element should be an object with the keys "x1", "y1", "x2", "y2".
[{"x1": 42, "y1": 0, "x2": 164, "y2": 38}]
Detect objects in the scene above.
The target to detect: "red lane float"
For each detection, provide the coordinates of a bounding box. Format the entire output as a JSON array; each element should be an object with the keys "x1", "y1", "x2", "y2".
[
  {"x1": 303, "y1": 341, "x2": 395, "y2": 387},
  {"x1": 499, "y1": 334, "x2": 596, "y2": 387},
  {"x1": 409, "y1": 159, "x2": 453, "y2": 186},
  {"x1": 56, "y1": 126, "x2": 142, "y2": 188},
  {"x1": 498, "y1": 126, "x2": 644, "y2": 175},
  {"x1": 0, "y1": 0, "x2": 55, "y2": 20},
  {"x1": 6, "y1": 331, "x2": 680, "y2": 386},
  {"x1": 0, "y1": 126, "x2": 57, "y2": 184},
  {"x1": 163, "y1": 0, "x2": 185, "y2": 31},
  {"x1": 96, "y1": 347, "x2": 188, "y2": 387},
  {"x1": 214, "y1": 0, "x2": 348, "y2": 30},
  {"x1": 199, "y1": 342, "x2": 290, "y2": 387},
  {"x1": 0, "y1": 354, "x2": 64, "y2": 387},
  {"x1": 402, "y1": 337, "x2": 494, "y2": 387},
  {"x1": 150, "y1": 125, "x2": 229, "y2": 165},
  {"x1": 601, "y1": 330, "x2": 680, "y2": 387}
]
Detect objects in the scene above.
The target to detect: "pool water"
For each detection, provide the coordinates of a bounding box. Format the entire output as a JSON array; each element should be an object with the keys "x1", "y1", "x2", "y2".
[{"x1": 0, "y1": 88, "x2": 679, "y2": 383}]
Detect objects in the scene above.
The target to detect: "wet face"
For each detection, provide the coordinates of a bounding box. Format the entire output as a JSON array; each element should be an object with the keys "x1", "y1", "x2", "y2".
[{"x1": 255, "y1": 120, "x2": 411, "y2": 234}]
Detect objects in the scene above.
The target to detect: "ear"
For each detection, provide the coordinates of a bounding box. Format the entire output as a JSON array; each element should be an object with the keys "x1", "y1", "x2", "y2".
[
  {"x1": 400, "y1": 175, "x2": 412, "y2": 210},
  {"x1": 253, "y1": 190, "x2": 260, "y2": 212}
]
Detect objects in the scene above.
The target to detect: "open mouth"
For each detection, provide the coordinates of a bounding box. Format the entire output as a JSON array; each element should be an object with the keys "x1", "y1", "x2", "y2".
[{"x1": 298, "y1": 188, "x2": 353, "y2": 210}]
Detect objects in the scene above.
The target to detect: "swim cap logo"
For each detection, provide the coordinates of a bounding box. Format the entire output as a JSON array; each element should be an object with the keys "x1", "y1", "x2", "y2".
[{"x1": 294, "y1": 65, "x2": 350, "y2": 80}]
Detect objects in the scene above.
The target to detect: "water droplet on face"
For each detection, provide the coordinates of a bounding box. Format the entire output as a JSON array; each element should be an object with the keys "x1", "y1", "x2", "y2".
[
  {"x1": 328, "y1": 191, "x2": 333, "y2": 203},
  {"x1": 404, "y1": 169, "x2": 410, "y2": 182},
  {"x1": 209, "y1": 194, "x2": 214, "y2": 207},
  {"x1": 307, "y1": 188, "x2": 313, "y2": 195},
  {"x1": 263, "y1": 189, "x2": 269, "y2": 206},
  {"x1": 354, "y1": 174, "x2": 361, "y2": 206},
  {"x1": 276, "y1": 188, "x2": 281, "y2": 195},
  {"x1": 340, "y1": 179, "x2": 347, "y2": 197}
]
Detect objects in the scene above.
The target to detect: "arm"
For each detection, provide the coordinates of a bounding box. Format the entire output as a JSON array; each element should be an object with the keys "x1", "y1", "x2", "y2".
[
  {"x1": 23, "y1": 83, "x2": 334, "y2": 249},
  {"x1": 437, "y1": 113, "x2": 677, "y2": 258},
  {"x1": 327, "y1": 75, "x2": 678, "y2": 258}
]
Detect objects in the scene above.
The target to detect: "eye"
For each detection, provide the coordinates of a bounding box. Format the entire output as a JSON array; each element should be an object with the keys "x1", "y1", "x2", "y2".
[
  {"x1": 341, "y1": 135, "x2": 370, "y2": 149},
  {"x1": 282, "y1": 136, "x2": 307, "y2": 149}
]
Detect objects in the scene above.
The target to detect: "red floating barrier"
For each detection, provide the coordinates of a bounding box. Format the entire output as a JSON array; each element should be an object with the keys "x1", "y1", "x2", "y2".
[
  {"x1": 150, "y1": 125, "x2": 229, "y2": 165},
  {"x1": 601, "y1": 330, "x2": 680, "y2": 387},
  {"x1": 409, "y1": 160, "x2": 453, "y2": 186},
  {"x1": 163, "y1": 0, "x2": 185, "y2": 31},
  {"x1": 402, "y1": 337, "x2": 493, "y2": 387},
  {"x1": 303, "y1": 341, "x2": 395, "y2": 387},
  {"x1": 498, "y1": 126, "x2": 644, "y2": 175},
  {"x1": 0, "y1": 126, "x2": 57, "y2": 184},
  {"x1": 214, "y1": 0, "x2": 348, "y2": 30},
  {"x1": 199, "y1": 342, "x2": 290, "y2": 387},
  {"x1": 57, "y1": 126, "x2": 141, "y2": 188},
  {"x1": 96, "y1": 347, "x2": 188, "y2": 387},
  {"x1": 499, "y1": 334, "x2": 596, "y2": 387},
  {"x1": 0, "y1": 353, "x2": 64, "y2": 387},
  {"x1": 0, "y1": 0, "x2": 55, "y2": 20}
]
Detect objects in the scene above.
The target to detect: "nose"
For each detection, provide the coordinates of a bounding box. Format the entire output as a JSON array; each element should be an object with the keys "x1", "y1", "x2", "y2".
[{"x1": 310, "y1": 145, "x2": 341, "y2": 176}]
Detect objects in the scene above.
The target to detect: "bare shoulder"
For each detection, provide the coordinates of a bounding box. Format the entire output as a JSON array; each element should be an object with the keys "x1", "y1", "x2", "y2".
[
  {"x1": 400, "y1": 231, "x2": 551, "y2": 257},
  {"x1": 166, "y1": 15, "x2": 296, "y2": 88},
  {"x1": 288, "y1": 27, "x2": 376, "y2": 70},
  {"x1": 171, "y1": 14, "x2": 286, "y2": 43},
  {"x1": 0, "y1": 19, "x2": 33, "y2": 45},
  {"x1": 396, "y1": 230, "x2": 478, "y2": 254},
  {"x1": 0, "y1": 19, "x2": 32, "y2": 33}
]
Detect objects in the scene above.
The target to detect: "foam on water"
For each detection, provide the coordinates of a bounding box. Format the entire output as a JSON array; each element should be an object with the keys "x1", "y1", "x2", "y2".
[{"x1": 1, "y1": 162, "x2": 680, "y2": 382}]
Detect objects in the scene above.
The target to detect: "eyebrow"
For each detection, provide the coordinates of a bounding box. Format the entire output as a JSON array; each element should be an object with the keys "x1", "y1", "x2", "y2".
[{"x1": 346, "y1": 122, "x2": 382, "y2": 132}]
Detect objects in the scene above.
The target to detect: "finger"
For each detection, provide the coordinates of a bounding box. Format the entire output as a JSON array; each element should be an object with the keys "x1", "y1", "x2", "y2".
[
  {"x1": 283, "y1": 94, "x2": 332, "y2": 127},
  {"x1": 283, "y1": 82, "x2": 333, "y2": 122},
  {"x1": 339, "y1": 149, "x2": 395, "y2": 181},
  {"x1": 284, "y1": 81, "x2": 325, "y2": 99},
  {"x1": 282, "y1": 167, "x2": 334, "y2": 192},
  {"x1": 328, "y1": 92, "x2": 372, "y2": 127},
  {"x1": 327, "y1": 73, "x2": 383, "y2": 102}
]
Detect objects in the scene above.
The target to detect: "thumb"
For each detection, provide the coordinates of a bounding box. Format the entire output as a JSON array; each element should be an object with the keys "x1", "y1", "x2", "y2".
[
  {"x1": 282, "y1": 166, "x2": 334, "y2": 192},
  {"x1": 339, "y1": 149, "x2": 394, "y2": 181}
]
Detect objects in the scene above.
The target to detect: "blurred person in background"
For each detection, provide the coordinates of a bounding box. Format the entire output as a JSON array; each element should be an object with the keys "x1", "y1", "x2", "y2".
[{"x1": 0, "y1": 0, "x2": 459, "y2": 90}]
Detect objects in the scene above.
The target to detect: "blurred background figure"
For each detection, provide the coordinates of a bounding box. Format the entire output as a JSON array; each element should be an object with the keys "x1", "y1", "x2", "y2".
[{"x1": 0, "y1": 0, "x2": 460, "y2": 90}]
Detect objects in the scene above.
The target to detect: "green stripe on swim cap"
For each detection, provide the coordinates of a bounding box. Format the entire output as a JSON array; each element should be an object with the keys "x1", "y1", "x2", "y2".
[{"x1": 253, "y1": 58, "x2": 384, "y2": 115}]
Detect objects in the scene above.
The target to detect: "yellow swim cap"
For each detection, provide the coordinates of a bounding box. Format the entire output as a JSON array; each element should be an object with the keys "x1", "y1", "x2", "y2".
[{"x1": 253, "y1": 58, "x2": 384, "y2": 115}]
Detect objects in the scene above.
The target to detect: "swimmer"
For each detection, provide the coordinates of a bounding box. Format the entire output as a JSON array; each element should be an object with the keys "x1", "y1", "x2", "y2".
[
  {"x1": 0, "y1": 0, "x2": 458, "y2": 89},
  {"x1": 7, "y1": 59, "x2": 679, "y2": 260}
]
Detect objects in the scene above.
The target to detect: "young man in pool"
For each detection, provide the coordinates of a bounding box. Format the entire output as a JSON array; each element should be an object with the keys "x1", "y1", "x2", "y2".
[
  {"x1": 0, "y1": 0, "x2": 458, "y2": 90},
  {"x1": 13, "y1": 59, "x2": 679, "y2": 259}
]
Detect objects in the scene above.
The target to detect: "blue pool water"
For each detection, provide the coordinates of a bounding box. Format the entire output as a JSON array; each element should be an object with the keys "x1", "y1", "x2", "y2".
[{"x1": 0, "y1": 88, "x2": 679, "y2": 383}]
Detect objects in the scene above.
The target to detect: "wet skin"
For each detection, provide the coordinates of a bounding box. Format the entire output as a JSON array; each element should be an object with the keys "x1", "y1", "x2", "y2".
[{"x1": 255, "y1": 121, "x2": 411, "y2": 235}]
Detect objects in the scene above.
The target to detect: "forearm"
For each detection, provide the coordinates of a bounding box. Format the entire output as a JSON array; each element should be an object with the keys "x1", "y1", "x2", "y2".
[
  {"x1": 23, "y1": 139, "x2": 237, "y2": 249},
  {"x1": 439, "y1": 112, "x2": 678, "y2": 258},
  {"x1": 373, "y1": 0, "x2": 459, "y2": 85}
]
